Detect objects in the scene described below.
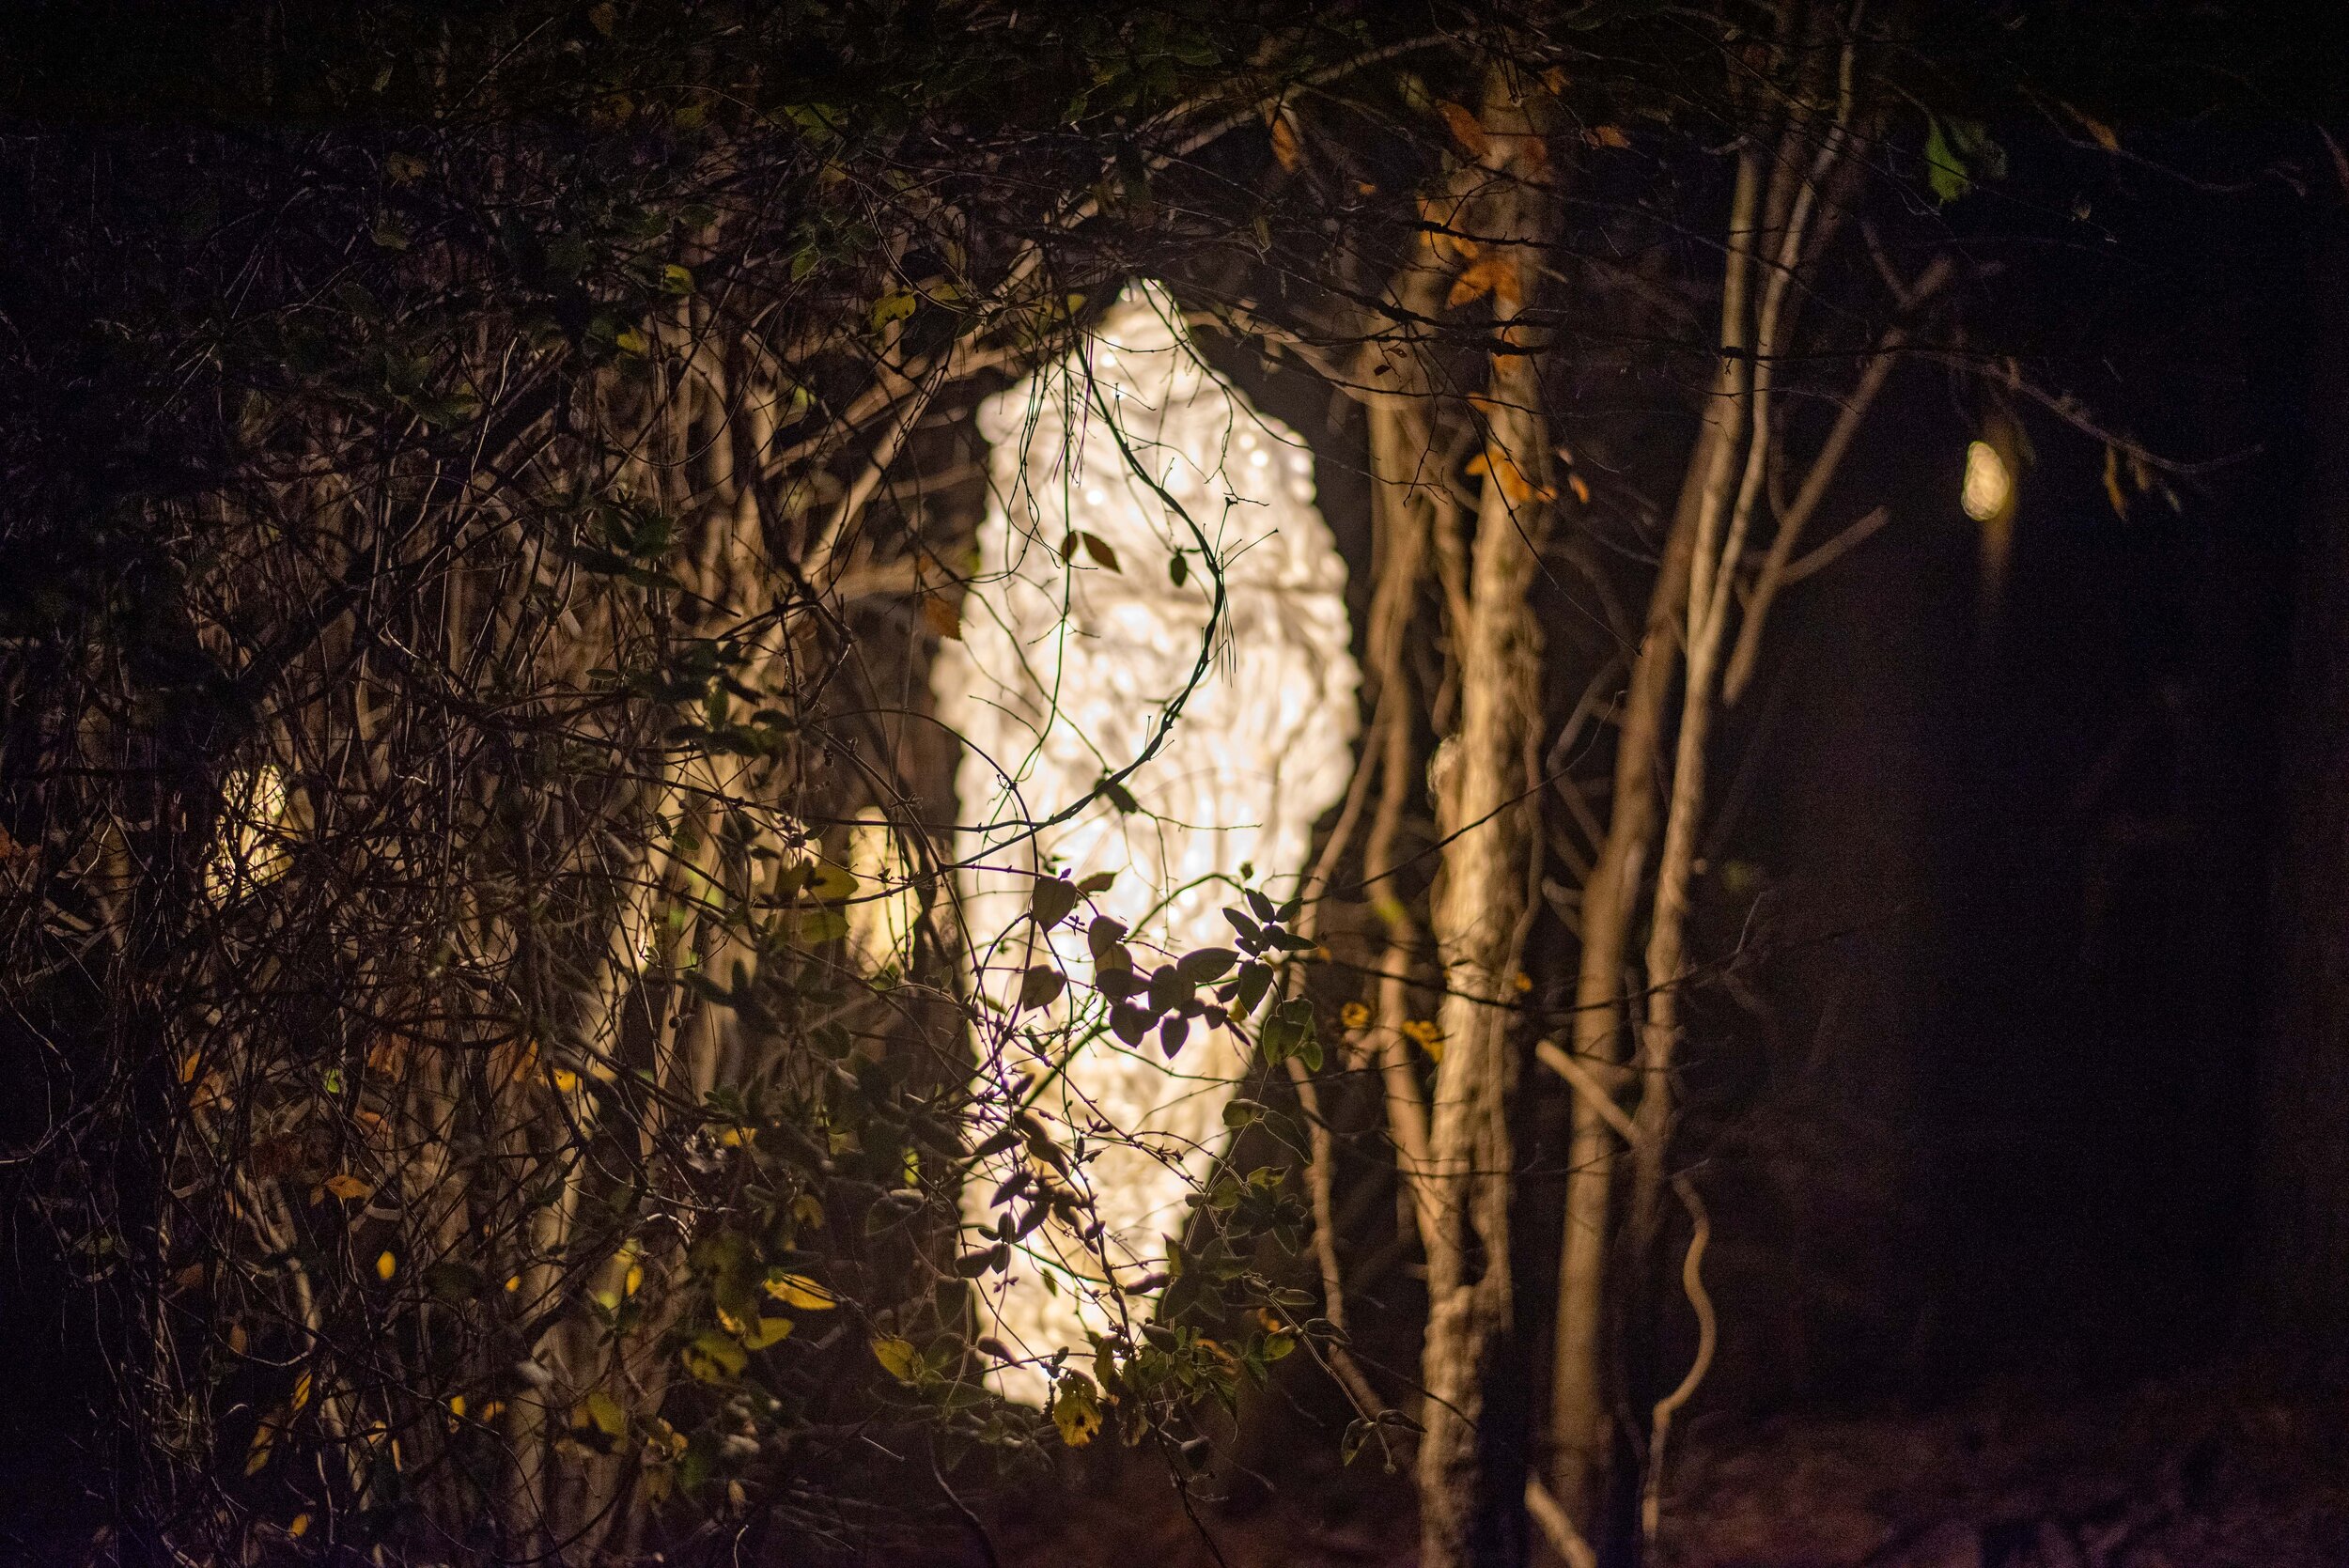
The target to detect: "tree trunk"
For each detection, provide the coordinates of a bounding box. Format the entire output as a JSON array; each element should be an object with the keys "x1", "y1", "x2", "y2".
[
  {"x1": 1548, "y1": 458, "x2": 1700, "y2": 1524},
  {"x1": 1417, "y1": 79, "x2": 1548, "y2": 1568}
]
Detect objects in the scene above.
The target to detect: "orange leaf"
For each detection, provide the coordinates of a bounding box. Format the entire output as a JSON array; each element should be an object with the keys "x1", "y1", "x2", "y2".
[
  {"x1": 1589, "y1": 124, "x2": 1631, "y2": 148},
  {"x1": 1268, "y1": 113, "x2": 1303, "y2": 172},
  {"x1": 1448, "y1": 255, "x2": 1521, "y2": 310},
  {"x1": 920, "y1": 593, "x2": 961, "y2": 641},
  {"x1": 1542, "y1": 67, "x2": 1569, "y2": 95},
  {"x1": 323, "y1": 1173, "x2": 372, "y2": 1201},
  {"x1": 1568, "y1": 474, "x2": 1593, "y2": 505},
  {"x1": 2063, "y1": 102, "x2": 2121, "y2": 152},
  {"x1": 1472, "y1": 448, "x2": 1538, "y2": 505},
  {"x1": 1436, "y1": 101, "x2": 1490, "y2": 161},
  {"x1": 1514, "y1": 135, "x2": 1551, "y2": 180}
]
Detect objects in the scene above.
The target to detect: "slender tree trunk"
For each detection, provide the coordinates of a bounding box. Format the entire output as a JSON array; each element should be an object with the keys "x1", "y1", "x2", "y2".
[
  {"x1": 1547, "y1": 456, "x2": 1701, "y2": 1524},
  {"x1": 1418, "y1": 78, "x2": 1549, "y2": 1568}
]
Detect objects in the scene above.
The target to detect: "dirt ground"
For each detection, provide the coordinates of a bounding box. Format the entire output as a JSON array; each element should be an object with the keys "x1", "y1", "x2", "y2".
[{"x1": 952, "y1": 1365, "x2": 2349, "y2": 1568}]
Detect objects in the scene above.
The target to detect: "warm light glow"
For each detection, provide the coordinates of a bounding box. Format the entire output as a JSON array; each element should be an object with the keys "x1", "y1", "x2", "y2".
[
  {"x1": 1962, "y1": 439, "x2": 2015, "y2": 522},
  {"x1": 933, "y1": 282, "x2": 1360, "y2": 1402},
  {"x1": 845, "y1": 822, "x2": 919, "y2": 974},
  {"x1": 205, "y1": 764, "x2": 293, "y2": 903}
]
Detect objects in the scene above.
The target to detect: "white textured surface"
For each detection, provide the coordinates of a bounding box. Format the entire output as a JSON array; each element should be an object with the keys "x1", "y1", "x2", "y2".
[{"x1": 933, "y1": 283, "x2": 1360, "y2": 1402}]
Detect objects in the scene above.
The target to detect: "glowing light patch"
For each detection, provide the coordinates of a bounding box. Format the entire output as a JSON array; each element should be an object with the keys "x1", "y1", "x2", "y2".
[
  {"x1": 933, "y1": 282, "x2": 1360, "y2": 1403},
  {"x1": 205, "y1": 764, "x2": 293, "y2": 903},
  {"x1": 845, "y1": 822, "x2": 920, "y2": 974},
  {"x1": 1962, "y1": 439, "x2": 2015, "y2": 523}
]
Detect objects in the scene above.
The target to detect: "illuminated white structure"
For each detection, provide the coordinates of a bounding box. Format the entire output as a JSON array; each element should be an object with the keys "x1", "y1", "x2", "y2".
[{"x1": 933, "y1": 283, "x2": 1359, "y2": 1402}]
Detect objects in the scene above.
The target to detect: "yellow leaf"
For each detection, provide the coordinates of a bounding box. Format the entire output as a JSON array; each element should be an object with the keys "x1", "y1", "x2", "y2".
[
  {"x1": 376, "y1": 1250, "x2": 397, "y2": 1281},
  {"x1": 1542, "y1": 67, "x2": 1569, "y2": 95},
  {"x1": 1052, "y1": 1375, "x2": 1104, "y2": 1446},
  {"x1": 792, "y1": 1193, "x2": 827, "y2": 1230},
  {"x1": 551, "y1": 1067, "x2": 580, "y2": 1094},
  {"x1": 447, "y1": 1395, "x2": 465, "y2": 1418},
  {"x1": 1339, "y1": 1001, "x2": 1372, "y2": 1030},
  {"x1": 322, "y1": 1173, "x2": 371, "y2": 1201},
  {"x1": 739, "y1": 1315, "x2": 794, "y2": 1349},
  {"x1": 613, "y1": 326, "x2": 648, "y2": 356},
  {"x1": 624, "y1": 1263, "x2": 644, "y2": 1296},
  {"x1": 505, "y1": 1273, "x2": 522, "y2": 1293},
  {"x1": 805, "y1": 861, "x2": 859, "y2": 901},
  {"x1": 764, "y1": 1273, "x2": 839, "y2": 1311},
  {"x1": 2103, "y1": 445, "x2": 2129, "y2": 519},
  {"x1": 291, "y1": 1372, "x2": 313, "y2": 1411},
  {"x1": 288, "y1": 1514, "x2": 310, "y2": 1539},
  {"x1": 1436, "y1": 101, "x2": 1491, "y2": 161},
  {"x1": 582, "y1": 1389, "x2": 629, "y2": 1439},
  {"x1": 871, "y1": 1334, "x2": 920, "y2": 1382}
]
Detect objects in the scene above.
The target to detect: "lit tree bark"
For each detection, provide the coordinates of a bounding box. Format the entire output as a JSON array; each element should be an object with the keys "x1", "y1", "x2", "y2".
[
  {"x1": 1417, "y1": 76, "x2": 1551, "y2": 1568},
  {"x1": 1548, "y1": 452, "x2": 1699, "y2": 1525}
]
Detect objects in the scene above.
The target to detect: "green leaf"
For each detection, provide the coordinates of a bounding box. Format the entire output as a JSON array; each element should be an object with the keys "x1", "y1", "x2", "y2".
[
  {"x1": 789, "y1": 908, "x2": 849, "y2": 945},
  {"x1": 871, "y1": 1335, "x2": 921, "y2": 1381},
  {"x1": 870, "y1": 289, "x2": 917, "y2": 330},
  {"x1": 684, "y1": 1331, "x2": 748, "y2": 1383},
  {"x1": 1922, "y1": 115, "x2": 2004, "y2": 206},
  {"x1": 739, "y1": 1315, "x2": 794, "y2": 1350},
  {"x1": 1258, "y1": 998, "x2": 1318, "y2": 1067}
]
